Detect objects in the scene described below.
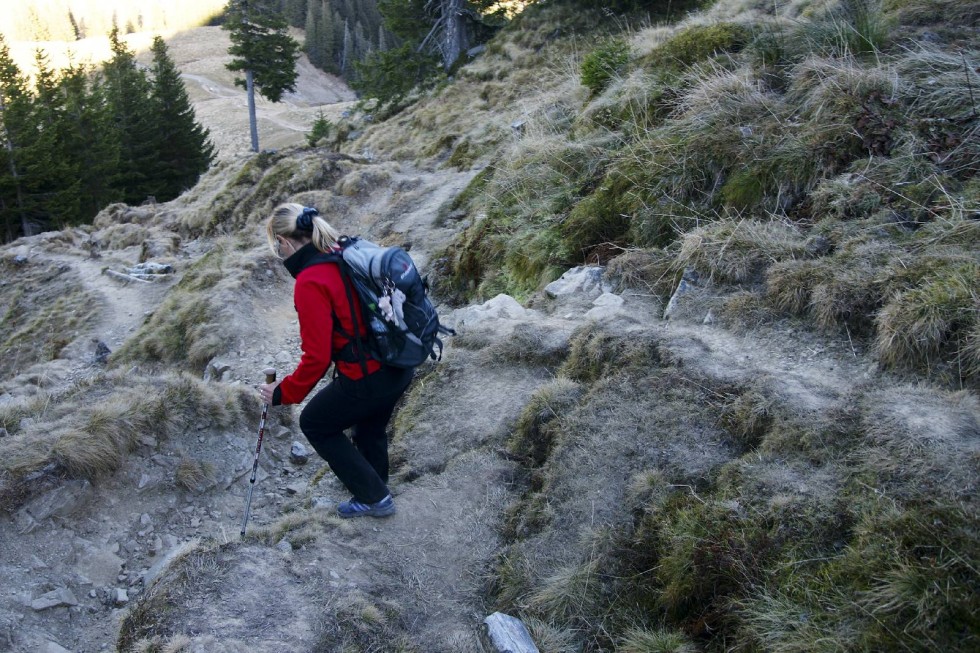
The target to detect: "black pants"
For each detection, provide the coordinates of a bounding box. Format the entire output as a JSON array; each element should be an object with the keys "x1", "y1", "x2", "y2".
[{"x1": 299, "y1": 366, "x2": 413, "y2": 504}]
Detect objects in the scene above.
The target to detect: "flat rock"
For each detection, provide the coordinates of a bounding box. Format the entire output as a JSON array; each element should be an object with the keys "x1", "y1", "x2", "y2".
[
  {"x1": 75, "y1": 546, "x2": 125, "y2": 587},
  {"x1": 544, "y1": 266, "x2": 610, "y2": 300},
  {"x1": 289, "y1": 441, "x2": 310, "y2": 465},
  {"x1": 31, "y1": 588, "x2": 78, "y2": 611},
  {"x1": 19, "y1": 480, "x2": 93, "y2": 525},
  {"x1": 483, "y1": 612, "x2": 539, "y2": 653}
]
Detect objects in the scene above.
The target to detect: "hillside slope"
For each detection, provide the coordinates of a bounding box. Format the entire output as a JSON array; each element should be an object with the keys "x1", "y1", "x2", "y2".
[{"x1": 0, "y1": 1, "x2": 977, "y2": 652}]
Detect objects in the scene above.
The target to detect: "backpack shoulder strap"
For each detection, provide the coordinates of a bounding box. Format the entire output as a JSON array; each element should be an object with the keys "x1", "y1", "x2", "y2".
[{"x1": 333, "y1": 246, "x2": 372, "y2": 379}]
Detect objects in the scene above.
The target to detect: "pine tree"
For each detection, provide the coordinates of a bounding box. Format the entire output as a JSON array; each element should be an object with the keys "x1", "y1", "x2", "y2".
[
  {"x1": 320, "y1": 4, "x2": 338, "y2": 72},
  {"x1": 223, "y1": 0, "x2": 300, "y2": 152},
  {"x1": 29, "y1": 50, "x2": 81, "y2": 230},
  {"x1": 147, "y1": 36, "x2": 215, "y2": 200},
  {"x1": 0, "y1": 34, "x2": 33, "y2": 241},
  {"x1": 304, "y1": 0, "x2": 323, "y2": 68},
  {"x1": 58, "y1": 63, "x2": 120, "y2": 223},
  {"x1": 102, "y1": 27, "x2": 157, "y2": 204}
]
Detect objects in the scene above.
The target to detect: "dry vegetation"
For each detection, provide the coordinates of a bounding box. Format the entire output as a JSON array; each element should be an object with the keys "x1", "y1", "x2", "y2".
[
  {"x1": 350, "y1": 0, "x2": 979, "y2": 650},
  {"x1": 377, "y1": 0, "x2": 979, "y2": 390},
  {"x1": 0, "y1": 255, "x2": 99, "y2": 378},
  {"x1": 0, "y1": 371, "x2": 253, "y2": 512},
  {"x1": 0, "y1": 0, "x2": 976, "y2": 651}
]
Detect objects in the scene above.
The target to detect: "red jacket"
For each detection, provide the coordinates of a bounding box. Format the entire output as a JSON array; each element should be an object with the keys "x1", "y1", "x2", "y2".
[{"x1": 276, "y1": 245, "x2": 381, "y2": 405}]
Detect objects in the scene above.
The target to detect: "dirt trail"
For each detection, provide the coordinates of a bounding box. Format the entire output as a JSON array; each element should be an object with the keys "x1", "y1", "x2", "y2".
[{"x1": 3, "y1": 22, "x2": 970, "y2": 653}]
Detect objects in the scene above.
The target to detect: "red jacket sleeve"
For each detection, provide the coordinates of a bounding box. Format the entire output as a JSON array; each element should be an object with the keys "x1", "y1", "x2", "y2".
[{"x1": 277, "y1": 273, "x2": 335, "y2": 404}]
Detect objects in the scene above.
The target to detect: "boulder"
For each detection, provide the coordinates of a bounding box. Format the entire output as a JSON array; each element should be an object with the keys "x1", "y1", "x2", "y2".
[
  {"x1": 483, "y1": 612, "x2": 539, "y2": 653},
  {"x1": 584, "y1": 292, "x2": 626, "y2": 321},
  {"x1": 18, "y1": 480, "x2": 93, "y2": 530},
  {"x1": 544, "y1": 266, "x2": 610, "y2": 300},
  {"x1": 31, "y1": 588, "x2": 78, "y2": 611},
  {"x1": 453, "y1": 294, "x2": 532, "y2": 329},
  {"x1": 289, "y1": 442, "x2": 311, "y2": 465}
]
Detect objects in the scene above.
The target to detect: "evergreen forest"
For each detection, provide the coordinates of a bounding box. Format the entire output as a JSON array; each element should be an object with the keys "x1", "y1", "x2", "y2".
[{"x1": 0, "y1": 30, "x2": 213, "y2": 243}]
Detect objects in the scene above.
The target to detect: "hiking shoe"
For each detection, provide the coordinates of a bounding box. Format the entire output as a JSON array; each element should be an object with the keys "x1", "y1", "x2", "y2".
[{"x1": 337, "y1": 494, "x2": 396, "y2": 519}]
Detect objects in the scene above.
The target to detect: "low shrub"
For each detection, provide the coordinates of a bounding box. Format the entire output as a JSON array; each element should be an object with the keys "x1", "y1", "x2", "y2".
[
  {"x1": 644, "y1": 22, "x2": 752, "y2": 71},
  {"x1": 581, "y1": 38, "x2": 631, "y2": 95}
]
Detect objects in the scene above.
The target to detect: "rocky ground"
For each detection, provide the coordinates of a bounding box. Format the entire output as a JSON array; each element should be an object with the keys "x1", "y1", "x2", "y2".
[{"x1": 1, "y1": 18, "x2": 974, "y2": 653}]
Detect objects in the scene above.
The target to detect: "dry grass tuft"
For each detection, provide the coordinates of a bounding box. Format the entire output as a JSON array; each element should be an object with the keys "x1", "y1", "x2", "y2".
[
  {"x1": 0, "y1": 372, "x2": 252, "y2": 510},
  {"x1": 507, "y1": 378, "x2": 582, "y2": 467},
  {"x1": 316, "y1": 592, "x2": 416, "y2": 652},
  {"x1": 527, "y1": 552, "x2": 604, "y2": 625},
  {"x1": 243, "y1": 510, "x2": 346, "y2": 548},
  {"x1": 875, "y1": 261, "x2": 979, "y2": 382},
  {"x1": 477, "y1": 322, "x2": 572, "y2": 369},
  {"x1": 174, "y1": 455, "x2": 216, "y2": 493},
  {"x1": 721, "y1": 387, "x2": 775, "y2": 450},
  {"x1": 117, "y1": 540, "x2": 225, "y2": 651},
  {"x1": 677, "y1": 219, "x2": 807, "y2": 284},
  {"x1": 606, "y1": 248, "x2": 679, "y2": 303},
  {"x1": 559, "y1": 324, "x2": 667, "y2": 382},
  {"x1": 522, "y1": 616, "x2": 578, "y2": 653},
  {"x1": 617, "y1": 627, "x2": 699, "y2": 653}
]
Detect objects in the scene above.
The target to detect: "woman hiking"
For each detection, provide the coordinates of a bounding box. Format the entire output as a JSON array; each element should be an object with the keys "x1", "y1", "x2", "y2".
[{"x1": 257, "y1": 203, "x2": 413, "y2": 518}]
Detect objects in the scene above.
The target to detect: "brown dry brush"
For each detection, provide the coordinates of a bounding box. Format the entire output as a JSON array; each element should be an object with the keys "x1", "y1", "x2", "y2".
[
  {"x1": 490, "y1": 319, "x2": 979, "y2": 651},
  {"x1": 0, "y1": 372, "x2": 253, "y2": 513}
]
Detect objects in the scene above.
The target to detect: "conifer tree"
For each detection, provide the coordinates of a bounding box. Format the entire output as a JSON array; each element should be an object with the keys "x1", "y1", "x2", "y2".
[
  {"x1": 103, "y1": 27, "x2": 157, "y2": 204},
  {"x1": 0, "y1": 34, "x2": 33, "y2": 240},
  {"x1": 147, "y1": 36, "x2": 215, "y2": 200},
  {"x1": 29, "y1": 50, "x2": 81, "y2": 229},
  {"x1": 58, "y1": 63, "x2": 120, "y2": 222},
  {"x1": 223, "y1": 0, "x2": 300, "y2": 152}
]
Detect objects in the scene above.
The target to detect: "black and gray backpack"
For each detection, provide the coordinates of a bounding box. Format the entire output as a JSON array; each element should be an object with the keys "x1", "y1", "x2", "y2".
[{"x1": 332, "y1": 236, "x2": 453, "y2": 371}]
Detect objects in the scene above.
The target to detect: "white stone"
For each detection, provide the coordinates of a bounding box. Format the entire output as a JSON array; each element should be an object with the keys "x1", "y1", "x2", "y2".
[
  {"x1": 453, "y1": 294, "x2": 530, "y2": 328},
  {"x1": 113, "y1": 588, "x2": 129, "y2": 605},
  {"x1": 483, "y1": 612, "x2": 539, "y2": 653},
  {"x1": 544, "y1": 266, "x2": 610, "y2": 299},
  {"x1": 31, "y1": 588, "x2": 78, "y2": 611}
]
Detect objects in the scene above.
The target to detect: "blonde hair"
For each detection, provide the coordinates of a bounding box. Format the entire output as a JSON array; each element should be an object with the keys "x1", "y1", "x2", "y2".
[{"x1": 265, "y1": 202, "x2": 342, "y2": 257}]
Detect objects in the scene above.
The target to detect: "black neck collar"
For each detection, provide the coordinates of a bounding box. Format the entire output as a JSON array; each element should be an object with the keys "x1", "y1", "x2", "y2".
[{"x1": 283, "y1": 242, "x2": 338, "y2": 279}]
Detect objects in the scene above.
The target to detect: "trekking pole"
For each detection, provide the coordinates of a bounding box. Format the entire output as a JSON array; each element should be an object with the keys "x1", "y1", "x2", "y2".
[{"x1": 240, "y1": 367, "x2": 276, "y2": 538}]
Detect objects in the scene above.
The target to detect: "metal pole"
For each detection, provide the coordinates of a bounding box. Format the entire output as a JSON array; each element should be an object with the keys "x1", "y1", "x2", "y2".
[{"x1": 240, "y1": 367, "x2": 276, "y2": 537}]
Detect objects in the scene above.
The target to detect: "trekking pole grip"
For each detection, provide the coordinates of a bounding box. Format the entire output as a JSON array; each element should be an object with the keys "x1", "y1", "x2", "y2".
[{"x1": 264, "y1": 368, "x2": 276, "y2": 385}]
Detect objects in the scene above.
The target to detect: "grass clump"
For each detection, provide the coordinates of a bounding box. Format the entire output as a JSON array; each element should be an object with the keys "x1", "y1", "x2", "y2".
[
  {"x1": 581, "y1": 38, "x2": 631, "y2": 95},
  {"x1": 0, "y1": 372, "x2": 252, "y2": 510},
  {"x1": 558, "y1": 324, "x2": 666, "y2": 382},
  {"x1": 617, "y1": 628, "x2": 698, "y2": 653},
  {"x1": 507, "y1": 378, "x2": 582, "y2": 467},
  {"x1": 243, "y1": 511, "x2": 347, "y2": 549},
  {"x1": 677, "y1": 219, "x2": 807, "y2": 284},
  {"x1": 117, "y1": 540, "x2": 225, "y2": 651},
  {"x1": 644, "y1": 22, "x2": 751, "y2": 71},
  {"x1": 0, "y1": 257, "x2": 99, "y2": 378},
  {"x1": 875, "y1": 260, "x2": 979, "y2": 381},
  {"x1": 174, "y1": 455, "x2": 215, "y2": 493},
  {"x1": 316, "y1": 592, "x2": 417, "y2": 653}
]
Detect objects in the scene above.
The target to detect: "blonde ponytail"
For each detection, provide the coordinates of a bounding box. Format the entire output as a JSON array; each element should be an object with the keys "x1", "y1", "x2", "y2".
[{"x1": 265, "y1": 203, "x2": 341, "y2": 257}]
